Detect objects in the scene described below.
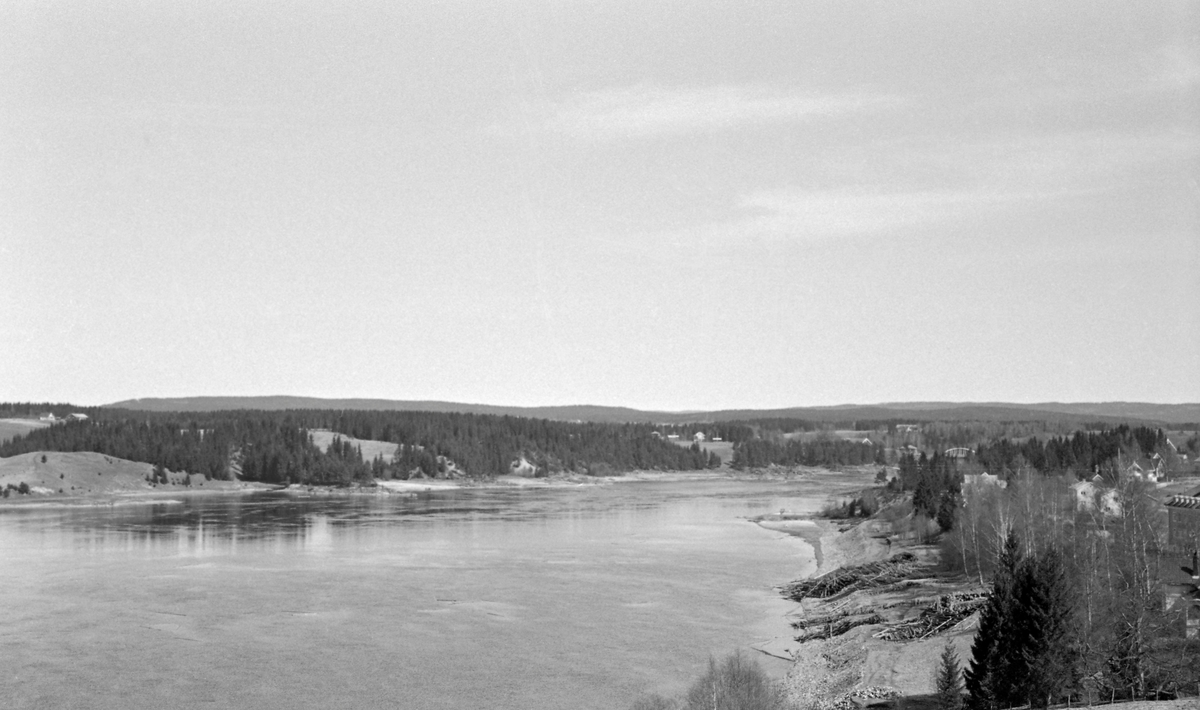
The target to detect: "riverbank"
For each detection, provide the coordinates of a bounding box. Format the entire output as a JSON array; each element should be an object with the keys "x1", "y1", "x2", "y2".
[
  {"x1": 750, "y1": 500, "x2": 985, "y2": 710},
  {"x1": 0, "y1": 452, "x2": 859, "y2": 507}
]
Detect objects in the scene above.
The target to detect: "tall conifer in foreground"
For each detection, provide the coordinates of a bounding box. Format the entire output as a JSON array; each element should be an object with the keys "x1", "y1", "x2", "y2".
[
  {"x1": 966, "y1": 529, "x2": 1081, "y2": 709},
  {"x1": 965, "y1": 529, "x2": 1021, "y2": 710},
  {"x1": 1013, "y1": 547, "x2": 1080, "y2": 707}
]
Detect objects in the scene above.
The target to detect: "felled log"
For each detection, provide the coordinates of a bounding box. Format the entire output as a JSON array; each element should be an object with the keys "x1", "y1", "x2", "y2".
[
  {"x1": 872, "y1": 592, "x2": 987, "y2": 641},
  {"x1": 779, "y1": 552, "x2": 924, "y2": 602}
]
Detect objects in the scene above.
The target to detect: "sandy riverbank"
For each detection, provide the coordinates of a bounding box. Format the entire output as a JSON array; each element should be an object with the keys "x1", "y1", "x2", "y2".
[{"x1": 748, "y1": 503, "x2": 987, "y2": 710}]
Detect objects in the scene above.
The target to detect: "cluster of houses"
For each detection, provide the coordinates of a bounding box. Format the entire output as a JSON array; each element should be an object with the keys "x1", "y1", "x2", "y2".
[
  {"x1": 38, "y1": 413, "x2": 88, "y2": 423},
  {"x1": 650, "y1": 431, "x2": 723, "y2": 443}
]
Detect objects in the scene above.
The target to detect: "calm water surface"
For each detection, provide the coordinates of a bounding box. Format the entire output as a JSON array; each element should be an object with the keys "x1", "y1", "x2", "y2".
[{"x1": 0, "y1": 475, "x2": 865, "y2": 709}]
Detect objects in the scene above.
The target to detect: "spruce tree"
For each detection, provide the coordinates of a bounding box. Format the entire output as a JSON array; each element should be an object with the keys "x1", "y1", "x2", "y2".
[
  {"x1": 967, "y1": 532, "x2": 1080, "y2": 709},
  {"x1": 936, "y1": 642, "x2": 964, "y2": 710},
  {"x1": 965, "y1": 529, "x2": 1021, "y2": 710},
  {"x1": 1015, "y1": 548, "x2": 1079, "y2": 707}
]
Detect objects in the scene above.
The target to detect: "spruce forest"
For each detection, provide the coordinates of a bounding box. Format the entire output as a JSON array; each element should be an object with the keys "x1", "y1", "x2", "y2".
[
  {"x1": 1, "y1": 404, "x2": 1196, "y2": 488},
  {"x1": 0, "y1": 406, "x2": 721, "y2": 483}
]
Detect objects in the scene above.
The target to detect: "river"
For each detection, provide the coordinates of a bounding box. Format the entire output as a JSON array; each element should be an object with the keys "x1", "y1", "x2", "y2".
[{"x1": 0, "y1": 474, "x2": 866, "y2": 709}]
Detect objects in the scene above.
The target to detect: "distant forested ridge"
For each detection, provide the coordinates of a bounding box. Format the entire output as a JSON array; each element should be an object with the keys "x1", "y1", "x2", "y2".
[
  {"x1": 0, "y1": 406, "x2": 717, "y2": 483},
  {"x1": 98, "y1": 396, "x2": 1200, "y2": 426},
  {"x1": 4, "y1": 401, "x2": 1195, "y2": 485}
]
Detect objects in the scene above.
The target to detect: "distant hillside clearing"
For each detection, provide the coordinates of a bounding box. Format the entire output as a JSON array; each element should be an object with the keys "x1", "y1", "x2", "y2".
[
  {"x1": 0, "y1": 451, "x2": 245, "y2": 499},
  {"x1": 309, "y1": 429, "x2": 399, "y2": 463}
]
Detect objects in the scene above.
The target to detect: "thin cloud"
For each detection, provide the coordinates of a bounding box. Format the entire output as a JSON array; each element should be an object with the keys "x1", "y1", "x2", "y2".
[
  {"x1": 733, "y1": 188, "x2": 994, "y2": 239},
  {"x1": 699, "y1": 130, "x2": 1196, "y2": 243},
  {"x1": 505, "y1": 84, "x2": 903, "y2": 140}
]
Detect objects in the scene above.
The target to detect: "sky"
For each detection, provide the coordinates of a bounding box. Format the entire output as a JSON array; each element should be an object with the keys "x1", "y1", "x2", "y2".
[{"x1": 2, "y1": 1, "x2": 1198, "y2": 410}]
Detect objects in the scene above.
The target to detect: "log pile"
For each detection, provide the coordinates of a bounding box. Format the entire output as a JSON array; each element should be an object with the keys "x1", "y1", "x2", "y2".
[
  {"x1": 780, "y1": 552, "x2": 925, "y2": 602},
  {"x1": 792, "y1": 609, "x2": 885, "y2": 641},
  {"x1": 872, "y1": 591, "x2": 987, "y2": 641}
]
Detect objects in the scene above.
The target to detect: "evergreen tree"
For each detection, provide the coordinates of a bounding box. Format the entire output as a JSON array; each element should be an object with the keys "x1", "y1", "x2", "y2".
[
  {"x1": 1013, "y1": 548, "x2": 1080, "y2": 707},
  {"x1": 965, "y1": 529, "x2": 1022, "y2": 710},
  {"x1": 936, "y1": 642, "x2": 964, "y2": 710},
  {"x1": 936, "y1": 490, "x2": 959, "y2": 531},
  {"x1": 967, "y1": 531, "x2": 1080, "y2": 709}
]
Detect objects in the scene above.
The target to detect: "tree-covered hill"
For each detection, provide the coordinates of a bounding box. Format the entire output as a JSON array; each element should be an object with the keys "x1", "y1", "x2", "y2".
[{"x1": 0, "y1": 406, "x2": 718, "y2": 484}]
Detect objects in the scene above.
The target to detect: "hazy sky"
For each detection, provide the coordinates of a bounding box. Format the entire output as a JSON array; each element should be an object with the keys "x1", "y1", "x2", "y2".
[{"x1": 2, "y1": 1, "x2": 1198, "y2": 409}]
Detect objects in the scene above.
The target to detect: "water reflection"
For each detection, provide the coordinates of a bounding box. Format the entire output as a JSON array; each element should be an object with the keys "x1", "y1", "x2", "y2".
[
  {"x1": 0, "y1": 479, "x2": 846, "y2": 561},
  {"x1": 0, "y1": 476, "x2": 871, "y2": 710}
]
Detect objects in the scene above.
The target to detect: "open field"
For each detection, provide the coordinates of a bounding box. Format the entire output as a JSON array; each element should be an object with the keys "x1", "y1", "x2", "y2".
[
  {"x1": 0, "y1": 450, "x2": 266, "y2": 500},
  {"x1": 669, "y1": 437, "x2": 735, "y2": 464},
  {"x1": 0, "y1": 450, "x2": 171, "y2": 496},
  {"x1": 0, "y1": 418, "x2": 50, "y2": 445},
  {"x1": 308, "y1": 429, "x2": 399, "y2": 462}
]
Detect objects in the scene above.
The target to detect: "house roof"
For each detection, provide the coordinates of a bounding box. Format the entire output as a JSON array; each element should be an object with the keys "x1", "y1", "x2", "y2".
[{"x1": 1166, "y1": 495, "x2": 1200, "y2": 510}]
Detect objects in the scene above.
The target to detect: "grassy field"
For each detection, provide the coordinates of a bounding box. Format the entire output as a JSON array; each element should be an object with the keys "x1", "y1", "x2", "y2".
[
  {"x1": 669, "y1": 438, "x2": 735, "y2": 466},
  {"x1": 0, "y1": 418, "x2": 50, "y2": 445},
  {"x1": 308, "y1": 429, "x2": 399, "y2": 463},
  {"x1": 0, "y1": 450, "x2": 206, "y2": 496}
]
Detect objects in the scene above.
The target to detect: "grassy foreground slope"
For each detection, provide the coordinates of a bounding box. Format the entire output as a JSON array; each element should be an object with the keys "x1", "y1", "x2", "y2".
[{"x1": 0, "y1": 451, "x2": 162, "y2": 495}]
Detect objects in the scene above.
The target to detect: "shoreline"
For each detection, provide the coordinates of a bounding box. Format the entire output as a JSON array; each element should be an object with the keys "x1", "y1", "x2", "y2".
[
  {"x1": 0, "y1": 481, "x2": 283, "y2": 508},
  {"x1": 0, "y1": 464, "x2": 845, "y2": 507},
  {"x1": 748, "y1": 512, "x2": 889, "y2": 667},
  {"x1": 756, "y1": 503, "x2": 987, "y2": 710}
]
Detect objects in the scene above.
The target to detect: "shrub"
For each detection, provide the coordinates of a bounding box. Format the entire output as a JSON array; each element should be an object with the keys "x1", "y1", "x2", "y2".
[
  {"x1": 682, "y1": 652, "x2": 785, "y2": 710},
  {"x1": 821, "y1": 489, "x2": 882, "y2": 519},
  {"x1": 17, "y1": 481, "x2": 30, "y2": 495},
  {"x1": 631, "y1": 695, "x2": 679, "y2": 710},
  {"x1": 588, "y1": 462, "x2": 616, "y2": 477},
  {"x1": 630, "y1": 652, "x2": 785, "y2": 710}
]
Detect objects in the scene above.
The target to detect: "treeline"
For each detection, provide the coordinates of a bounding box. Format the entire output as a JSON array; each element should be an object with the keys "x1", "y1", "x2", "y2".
[
  {"x1": 974, "y1": 425, "x2": 1169, "y2": 479},
  {"x1": 915, "y1": 420, "x2": 1115, "y2": 453},
  {"x1": 0, "y1": 417, "x2": 372, "y2": 484},
  {"x1": 299, "y1": 409, "x2": 719, "y2": 474},
  {"x1": 0, "y1": 408, "x2": 719, "y2": 482},
  {"x1": 731, "y1": 436, "x2": 883, "y2": 469},
  {"x1": 693, "y1": 418, "x2": 1106, "y2": 444},
  {"x1": 0, "y1": 402, "x2": 104, "y2": 418},
  {"x1": 722, "y1": 421, "x2": 1158, "y2": 472}
]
